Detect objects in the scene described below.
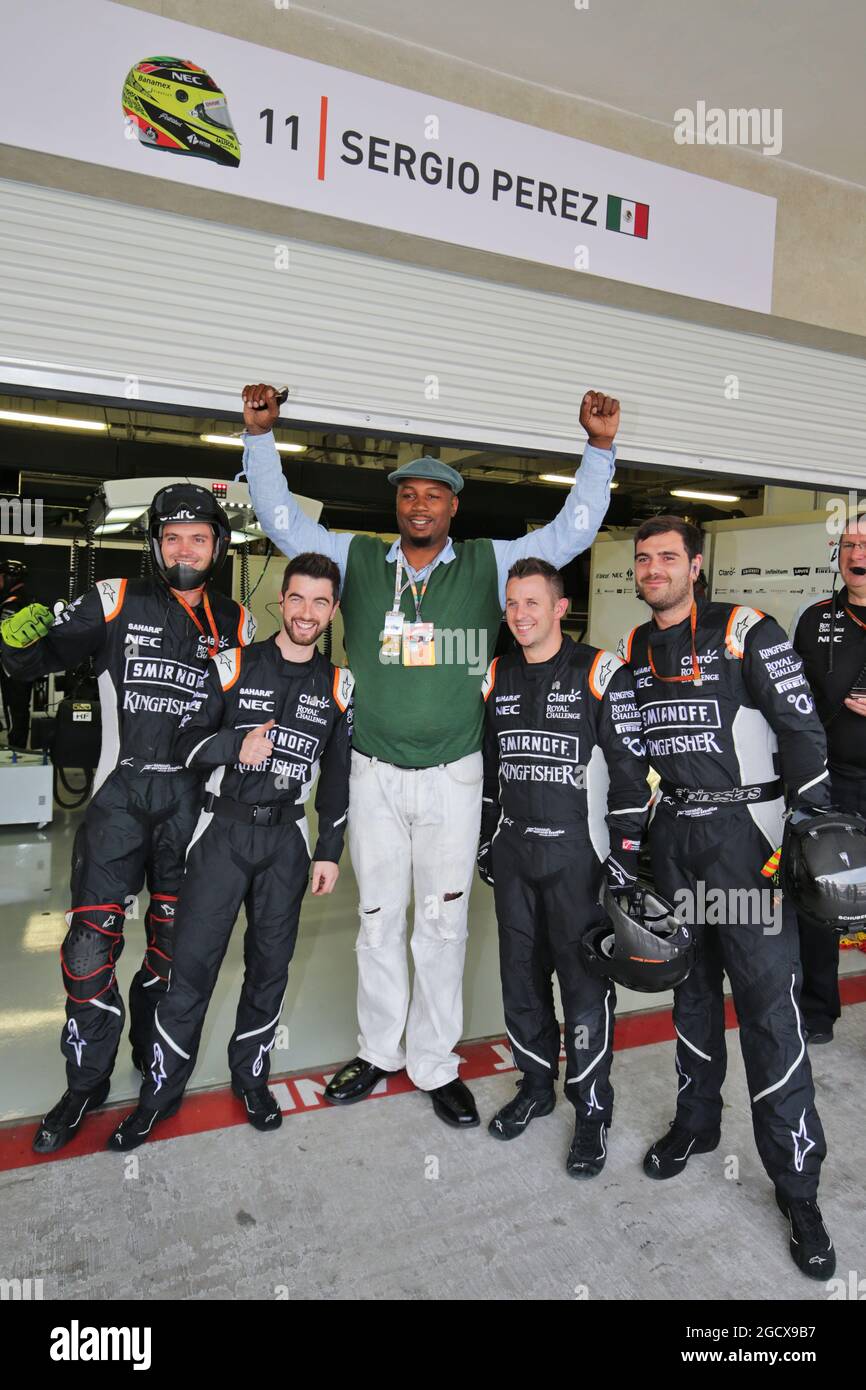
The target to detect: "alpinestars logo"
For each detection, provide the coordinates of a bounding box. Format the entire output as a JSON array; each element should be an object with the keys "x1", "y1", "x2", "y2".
[
  {"x1": 596, "y1": 655, "x2": 616, "y2": 686},
  {"x1": 66, "y1": 1018, "x2": 87, "y2": 1067},
  {"x1": 150, "y1": 1042, "x2": 167, "y2": 1093},
  {"x1": 675, "y1": 1054, "x2": 691, "y2": 1096},
  {"x1": 584, "y1": 1080, "x2": 604, "y2": 1117},
  {"x1": 791, "y1": 1109, "x2": 815, "y2": 1173},
  {"x1": 251, "y1": 1035, "x2": 277, "y2": 1078}
]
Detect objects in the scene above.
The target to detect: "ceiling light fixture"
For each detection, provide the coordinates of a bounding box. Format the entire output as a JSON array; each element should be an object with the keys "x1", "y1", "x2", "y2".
[
  {"x1": 671, "y1": 488, "x2": 740, "y2": 503},
  {"x1": 540, "y1": 472, "x2": 618, "y2": 489},
  {"x1": 200, "y1": 434, "x2": 306, "y2": 454},
  {"x1": 0, "y1": 410, "x2": 107, "y2": 432}
]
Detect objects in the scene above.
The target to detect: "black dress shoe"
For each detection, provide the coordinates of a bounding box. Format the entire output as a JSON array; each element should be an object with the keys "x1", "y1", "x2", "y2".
[
  {"x1": 324, "y1": 1057, "x2": 392, "y2": 1105},
  {"x1": 805, "y1": 1028, "x2": 834, "y2": 1045},
  {"x1": 429, "y1": 1078, "x2": 480, "y2": 1128}
]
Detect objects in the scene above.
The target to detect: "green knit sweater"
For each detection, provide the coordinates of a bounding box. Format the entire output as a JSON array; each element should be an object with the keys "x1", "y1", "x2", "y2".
[{"x1": 340, "y1": 535, "x2": 502, "y2": 767}]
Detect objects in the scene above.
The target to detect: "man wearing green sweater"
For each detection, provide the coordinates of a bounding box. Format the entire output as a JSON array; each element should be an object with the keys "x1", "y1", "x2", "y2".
[{"x1": 241, "y1": 383, "x2": 619, "y2": 1126}]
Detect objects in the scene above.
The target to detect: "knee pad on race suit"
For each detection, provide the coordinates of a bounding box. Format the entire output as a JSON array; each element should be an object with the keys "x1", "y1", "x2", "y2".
[
  {"x1": 61, "y1": 903, "x2": 124, "y2": 1004},
  {"x1": 143, "y1": 893, "x2": 178, "y2": 984}
]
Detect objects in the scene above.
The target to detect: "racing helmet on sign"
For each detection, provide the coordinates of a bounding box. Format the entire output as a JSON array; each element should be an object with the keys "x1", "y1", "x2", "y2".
[{"x1": 122, "y1": 57, "x2": 241, "y2": 168}]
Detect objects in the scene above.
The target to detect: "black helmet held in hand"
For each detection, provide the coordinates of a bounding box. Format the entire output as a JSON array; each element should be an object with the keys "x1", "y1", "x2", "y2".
[
  {"x1": 782, "y1": 804, "x2": 866, "y2": 933},
  {"x1": 147, "y1": 483, "x2": 231, "y2": 593},
  {"x1": 581, "y1": 881, "x2": 696, "y2": 993}
]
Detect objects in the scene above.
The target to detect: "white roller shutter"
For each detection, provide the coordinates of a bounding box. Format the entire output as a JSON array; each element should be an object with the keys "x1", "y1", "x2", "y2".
[{"x1": 1, "y1": 177, "x2": 864, "y2": 487}]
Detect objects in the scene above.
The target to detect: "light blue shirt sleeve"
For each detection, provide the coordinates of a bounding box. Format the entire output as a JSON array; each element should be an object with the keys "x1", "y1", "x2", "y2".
[
  {"x1": 241, "y1": 431, "x2": 353, "y2": 579},
  {"x1": 490, "y1": 444, "x2": 615, "y2": 608}
]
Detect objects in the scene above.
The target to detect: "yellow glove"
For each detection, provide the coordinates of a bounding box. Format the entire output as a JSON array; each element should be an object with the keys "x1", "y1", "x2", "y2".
[{"x1": 1, "y1": 602, "x2": 54, "y2": 648}]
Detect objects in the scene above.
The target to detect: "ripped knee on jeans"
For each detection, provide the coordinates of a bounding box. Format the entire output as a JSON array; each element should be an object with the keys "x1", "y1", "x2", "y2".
[
  {"x1": 422, "y1": 890, "x2": 468, "y2": 943},
  {"x1": 357, "y1": 905, "x2": 383, "y2": 949}
]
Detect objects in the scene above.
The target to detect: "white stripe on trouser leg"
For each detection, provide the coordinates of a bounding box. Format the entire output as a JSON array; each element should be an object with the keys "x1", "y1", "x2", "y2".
[
  {"x1": 566, "y1": 988, "x2": 612, "y2": 1085},
  {"x1": 675, "y1": 1027, "x2": 712, "y2": 1062},
  {"x1": 90, "y1": 996, "x2": 123, "y2": 1017},
  {"x1": 506, "y1": 1026, "x2": 552, "y2": 1069},
  {"x1": 751, "y1": 974, "x2": 806, "y2": 1103},
  {"x1": 155, "y1": 1009, "x2": 191, "y2": 1060},
  {"x1": 236, "y1": 994, "x2": 286, "y2": 1042}
]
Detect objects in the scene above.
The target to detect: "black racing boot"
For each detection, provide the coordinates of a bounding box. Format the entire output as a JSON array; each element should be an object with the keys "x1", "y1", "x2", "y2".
[
  {"x1": 488, "y1": 1080, "x2": 556, "y2": 1140},
  {"x1": 32, "y1": 1080, "x2": 111, "y2": 1154},
  {"x1": 234, "y1": 1084, "x2": 282, "y2": 1132},
  {"x1": 106, "y1": 1100, "x2": 182, "y2": 1151},
  {"x1": 643, "y1": 1121, "x2": 721, "y2": 1179},
  {"x1": 566, "y1": 1117, "x2": 608, "y2": 1179},
  {"x1": 775, "y1": 1191, "x2": 836, "y2": 1279}
]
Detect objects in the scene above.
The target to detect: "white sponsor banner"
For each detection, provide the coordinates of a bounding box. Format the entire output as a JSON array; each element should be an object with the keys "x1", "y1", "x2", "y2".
[
  {"x1": 0, "y1": 0, "x2": 776, "y2": 311},
  {"x1": 588, "y1": 537, "x2": 647, "y2": 651},
  {"x1": 711, "y1": 523, "x2": 836, "y2": 633}
]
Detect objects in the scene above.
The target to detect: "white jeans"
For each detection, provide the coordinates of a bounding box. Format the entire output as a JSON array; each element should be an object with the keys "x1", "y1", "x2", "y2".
[{"x1": 347, "y1": 749, "x2": 483, "y2": 1091}]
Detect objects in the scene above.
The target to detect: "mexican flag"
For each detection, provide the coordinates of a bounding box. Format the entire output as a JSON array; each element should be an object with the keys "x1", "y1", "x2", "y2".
[{"x1": 606, "y1": 195, "x2": 649, "y2": 239}]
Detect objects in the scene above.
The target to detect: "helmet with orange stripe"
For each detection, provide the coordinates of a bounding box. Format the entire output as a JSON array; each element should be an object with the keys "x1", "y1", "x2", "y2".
[{"x1": 581, "y1": 882, "x2": 696, "y2": 992}]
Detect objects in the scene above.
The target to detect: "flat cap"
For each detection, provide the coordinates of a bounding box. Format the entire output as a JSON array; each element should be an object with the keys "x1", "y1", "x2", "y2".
[{"x1": 387, "y1": 455, "x2": 464, "y2": 494}]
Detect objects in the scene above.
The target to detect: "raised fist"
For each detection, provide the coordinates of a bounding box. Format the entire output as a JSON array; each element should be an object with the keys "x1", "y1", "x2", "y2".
[
  {"x1": 242, "y1": 384, "x2": 282, "y2": 436},
  {"x1": 579, "y1": 391, "x2": 621, "y2": 448}
]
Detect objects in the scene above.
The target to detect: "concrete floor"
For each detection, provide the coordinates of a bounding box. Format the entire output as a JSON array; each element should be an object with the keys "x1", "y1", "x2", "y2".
[{"x1": 2, "y1": 1012, "x2": 863, "y2": 1302}]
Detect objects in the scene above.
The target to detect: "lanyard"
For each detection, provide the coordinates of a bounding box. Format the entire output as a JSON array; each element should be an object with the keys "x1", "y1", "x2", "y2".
[
  {"x1": 393, "y1": 550, "x2": 430, "y2": 622},
  {"x1": 844, "y1": 604, "x2": 866, "y2": 632},
  {"x1": 647, "y1": 602, "x2": 702, "y2": 683},
  {"x1": 175, "y1": 589, "x2": 220, "y2": 658}
]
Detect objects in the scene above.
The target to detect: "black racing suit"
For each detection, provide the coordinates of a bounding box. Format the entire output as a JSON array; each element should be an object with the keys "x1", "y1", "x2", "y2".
[
  {"x1": 139, "y1": 638, "x2": 353, "y2": 1110},
  {"x1": 480, "y1": 635, "x2": 652, "y2": 1119},
  {"x1": 792, "y1": 589, "x2": 866, "y2": 1030},
  {"x1": 619, "y1": 598, "x2": 832, "y2": 1201},
  {"x1": 1, "y1": 577, "x2": 256, "y2": 1089},
  {"x1": 0, "y1": 575, "x2": 34, "y2": 747}
]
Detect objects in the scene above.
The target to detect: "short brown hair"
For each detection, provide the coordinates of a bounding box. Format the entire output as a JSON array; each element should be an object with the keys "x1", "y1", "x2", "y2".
[
  {"x1": 506, "y1": 556, "x2": 565, "y2": 601},
  {"x1": 634, "y1": 515, "x2": 703, "y2": 564},
  {"x1": 281, "y1": 552, "x2": 341, "y2": 602}
]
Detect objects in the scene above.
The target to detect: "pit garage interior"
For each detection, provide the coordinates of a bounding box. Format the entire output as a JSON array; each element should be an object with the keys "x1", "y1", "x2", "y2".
[{"x1": 2, "y1": 0, "x2": 866, "y2": 1310}]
